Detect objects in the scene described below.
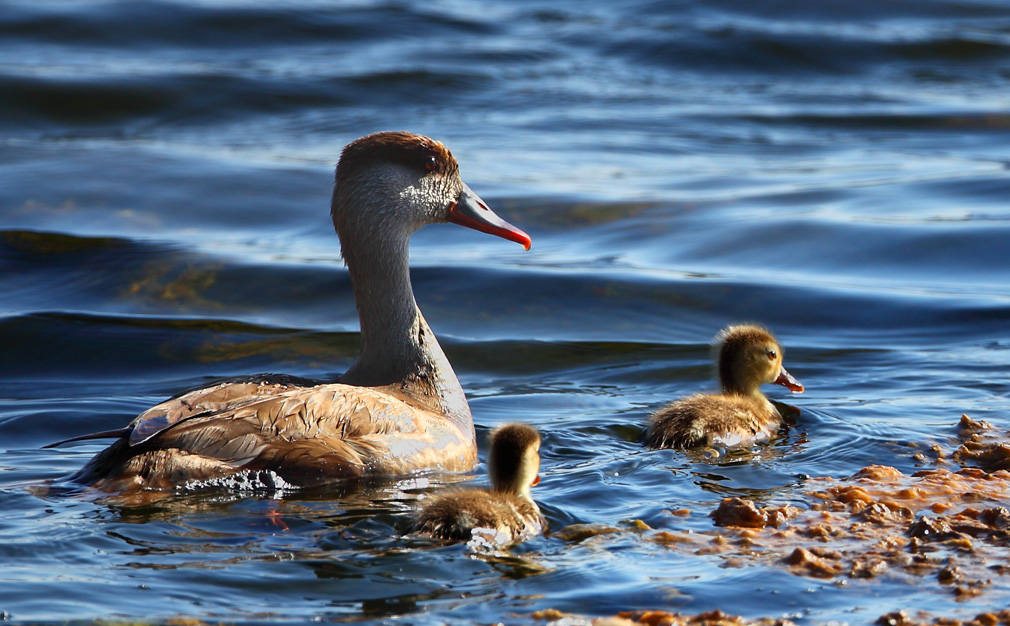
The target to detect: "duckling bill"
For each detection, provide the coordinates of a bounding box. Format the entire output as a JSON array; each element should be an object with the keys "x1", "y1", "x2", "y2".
[
  {"x1": 414, "y1": 423, "x2": 545, "y2": 544},
  {"x1": 644, "y1": 324, "x2": 804, "y2": 450}
]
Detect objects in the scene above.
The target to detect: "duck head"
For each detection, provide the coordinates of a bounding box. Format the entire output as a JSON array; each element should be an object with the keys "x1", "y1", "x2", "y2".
[
  {"x1": 716, "y1": 324, "x2": 804, "y2": 397},
  {"x1": 331, "y1": 131, "x2": 531, "y2": 255},
  {"x1": 487, "y1": 423, "x2": 542, "y2": 500}
]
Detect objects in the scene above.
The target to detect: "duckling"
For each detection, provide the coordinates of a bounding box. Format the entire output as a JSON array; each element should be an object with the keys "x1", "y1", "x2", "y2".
[
  {"x1": 644, "y1": 324, "x2": 804, "y2": 450},
  {"x1": 414, "y1": 423, "x2": 545, "y2": 544}
]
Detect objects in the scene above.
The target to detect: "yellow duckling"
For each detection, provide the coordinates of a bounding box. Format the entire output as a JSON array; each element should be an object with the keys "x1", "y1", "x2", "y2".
[
  {"x1": 644, "y1": 324, "x2": 804, "y2": 450},
  {"x1": 414, "y1": 423, "x2": 545, "y2": 543}
]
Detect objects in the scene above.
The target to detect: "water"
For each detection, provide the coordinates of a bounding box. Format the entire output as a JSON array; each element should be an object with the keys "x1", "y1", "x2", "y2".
[{"x1": 2, "y1": 0, "x2": 1010, "y2": 623}]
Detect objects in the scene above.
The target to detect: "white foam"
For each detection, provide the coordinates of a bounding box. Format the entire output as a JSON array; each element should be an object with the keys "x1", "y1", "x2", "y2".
[
  {"x1": 181, "y1": 470, "x2": 299, "y2": 498},
  {"x1": 465, "y1": 526, "x2": 511, "y2": 554}
]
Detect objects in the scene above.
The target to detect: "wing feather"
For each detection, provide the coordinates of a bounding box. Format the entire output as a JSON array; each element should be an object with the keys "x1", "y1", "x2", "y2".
[{"x1": 88, "y1": 382, "x2": 475, "y2": 489}]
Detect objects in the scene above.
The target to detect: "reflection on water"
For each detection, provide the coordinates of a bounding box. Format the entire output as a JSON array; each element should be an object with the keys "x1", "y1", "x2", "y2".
[{"x1": 2, "y1": 0, "x2": 1010, "y2": 624}]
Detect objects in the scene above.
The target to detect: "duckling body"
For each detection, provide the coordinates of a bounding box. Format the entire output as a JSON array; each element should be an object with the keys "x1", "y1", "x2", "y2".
[
  {"x1": 644, "y1": 325, "x2": 803, "y2": 450},
  {"x1": 646, "y1": 393, "x2": 782, "y2": 449},
  {"x1": 415, "y1": 490, "x2": 543, "y2": 543},
  {"x1": 415, "y1": 423, "x2": 545, "y2": 544},
  {"x1": 50, "y1": 132, "x2": 532, "y2": 494}
]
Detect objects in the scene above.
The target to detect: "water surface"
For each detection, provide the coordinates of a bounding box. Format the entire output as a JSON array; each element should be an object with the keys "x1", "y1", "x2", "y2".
[{"x1": 2, "y1": 1, "x2": 1009, "y2": 623}]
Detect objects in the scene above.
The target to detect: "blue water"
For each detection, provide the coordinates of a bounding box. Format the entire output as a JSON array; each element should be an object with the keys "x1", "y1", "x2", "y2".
[{"x1": 2, "y1": 0, "x2": 1010, "y2": 623}]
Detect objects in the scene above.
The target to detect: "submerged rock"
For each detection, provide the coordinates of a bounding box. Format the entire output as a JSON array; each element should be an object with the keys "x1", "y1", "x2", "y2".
[{"x1": 710, "y1": 497, "x2": 796, "y2": 529}]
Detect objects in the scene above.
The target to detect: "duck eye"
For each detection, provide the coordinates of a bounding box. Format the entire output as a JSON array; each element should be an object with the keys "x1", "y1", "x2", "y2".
[
  {"x1": 767, "y1": 350, "x2": 777, "y2": 361},
  {"x1": 424, "y1": 155, "x2": 437, "y2": 172}
]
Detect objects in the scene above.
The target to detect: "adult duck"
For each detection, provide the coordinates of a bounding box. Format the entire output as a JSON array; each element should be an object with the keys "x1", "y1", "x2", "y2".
[
  {"x1": 50, "y1": 131, "x2": 532, "y2": 493},
  {"x1": 414, "y1": 423, "x2": 545, "y2": 544},
  {"x1": 643, "y1": 324, "x2": 803, "y2": 450}
]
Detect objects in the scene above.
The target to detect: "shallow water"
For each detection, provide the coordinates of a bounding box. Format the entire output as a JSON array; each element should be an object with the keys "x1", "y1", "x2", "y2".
[{"x1": 2, "y1": 0, "x2": 1010, "y2": 624}]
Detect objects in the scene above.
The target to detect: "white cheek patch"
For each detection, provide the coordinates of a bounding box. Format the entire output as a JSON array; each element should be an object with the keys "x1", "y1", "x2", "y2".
[
  {"x1": 398, "y1": 183, "x2": 425, "y2": 205},
  {"x1": 400, "y1": 175, "x2": 449, "y2": 218},
  {"x1": 358, "y1": 163, "x2": 450, "y2": 229}
]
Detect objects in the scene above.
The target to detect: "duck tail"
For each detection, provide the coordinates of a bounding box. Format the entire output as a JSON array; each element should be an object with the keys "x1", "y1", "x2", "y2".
[{"x1": 43, "y1": 428, "x2": 131, "y2": 449}]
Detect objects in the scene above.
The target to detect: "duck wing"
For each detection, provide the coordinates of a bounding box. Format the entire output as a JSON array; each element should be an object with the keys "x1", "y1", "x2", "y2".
[
  {"x1": 77, "y1": 382, "x2": 473, "y2": 488},
  {"x1": 127, "y1": 380, "x2": 296, "y2": 446},
  {"x1": 44, "y1": 376, "x2": 319, "y2": 449}
]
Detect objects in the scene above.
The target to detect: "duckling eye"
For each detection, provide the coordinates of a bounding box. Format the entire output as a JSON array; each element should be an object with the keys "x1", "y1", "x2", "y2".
[
  {"x1": 767, "y1": 349, "x2": 777, "y2": 361},
  {"x1": 424, "y1": 155, "x2": 437, "y2": 172}
]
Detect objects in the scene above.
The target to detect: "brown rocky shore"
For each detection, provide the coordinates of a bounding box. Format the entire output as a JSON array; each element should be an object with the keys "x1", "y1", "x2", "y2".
[{"x1": 537, "y1": 415, "x2": 1010, "y2": 626}]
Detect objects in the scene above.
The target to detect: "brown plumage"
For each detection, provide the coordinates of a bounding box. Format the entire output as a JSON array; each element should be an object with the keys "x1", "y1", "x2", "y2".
[
  {"x1": 414, "y1": 423, "x2": 545, "y2": 544},
  {"x1": 644, "y1": 324, "x2": 804, "y2": 450},
  {"x1": 49, "y1": 132, "x2": 532, "y2": 494}
]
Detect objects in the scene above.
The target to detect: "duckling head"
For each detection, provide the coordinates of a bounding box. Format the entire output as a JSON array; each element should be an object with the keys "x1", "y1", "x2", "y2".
[
  {"x1": 487, "y1": 423, "x2": 542, "y2": 500},
  {"x1": 715, "y1": 325, "x2": 804, "y2": 398}
]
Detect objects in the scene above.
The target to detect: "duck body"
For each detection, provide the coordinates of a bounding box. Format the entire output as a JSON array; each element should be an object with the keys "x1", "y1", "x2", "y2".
[
  {"x1": 53, "y1": 132, "x2": 531, "y2": 493},
  {"x1": 414, "y1": 490, "x2": 544, "y2": 543},
  {"x1": 644, "y1": 325, "x2": 804, "y2": 450},
  {"x1": 645, "y1": 392, "x2": 783, "y2": 449},
  {"x1": 415, "y1": 423, "x2": 545, "y2": 544},
  {"x1": 70, "y1": 379, "x2": 476, "y2": 492}
]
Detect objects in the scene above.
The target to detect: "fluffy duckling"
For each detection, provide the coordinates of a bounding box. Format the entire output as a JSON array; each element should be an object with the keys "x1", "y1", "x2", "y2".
[
  {"x1": 414, "y1": 423, "x2": 545, "y2": 544},
  {"x1": 644, "y1": 324, "x2": 804, "y2": 450}
]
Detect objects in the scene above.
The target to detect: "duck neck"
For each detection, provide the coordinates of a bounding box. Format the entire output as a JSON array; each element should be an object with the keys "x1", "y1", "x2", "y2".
[
  {"x1": 492, "y1": 471, "x2": 533, "y2": 501},
  {"x1": 722, "y1": 378, "x2": 777, "y2": 418},
  {"x1": 339, "y1": 233, "x2": 472, "y2": 435},
  {"x1": 720, "y1": 373, "x2": 764, "y2": 402}
]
